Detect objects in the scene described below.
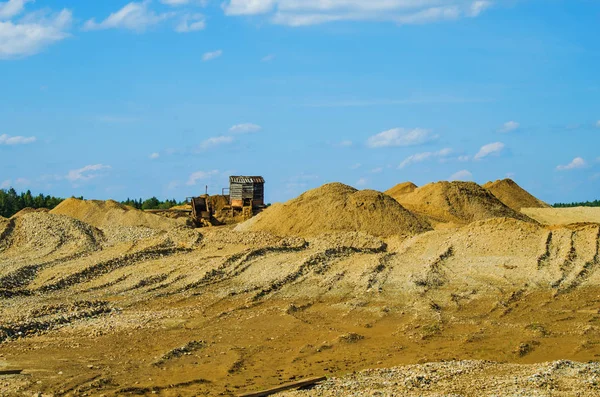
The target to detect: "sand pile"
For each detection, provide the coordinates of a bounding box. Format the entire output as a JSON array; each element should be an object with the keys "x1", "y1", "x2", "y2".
[
  {"x1": 483, "y1": 179, "x2": 549, "y2": 211},
  {"x1": 385, "y1": 182, "x2": 418, "y2": 199},
  {"x1": 50, "y1": 198, "x2": 184, "y2": 231},
  {"x1": 395, "y1": 181, "x2": 535, "y2": 224},
  {"x1": 2, "y1": 212, "x2": 103, "y2": 253},
  {"x1": 236, "y1": 183, "x2": 432, "y2": 238}
]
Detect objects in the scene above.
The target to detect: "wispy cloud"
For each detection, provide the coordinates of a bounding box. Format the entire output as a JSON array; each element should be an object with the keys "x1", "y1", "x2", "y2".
[
  {"x1": 356, "y1": 177, "x2": 368, "y2": 187},
  {"x1": 66, "y1": 164, "x2": 111, "y2": 182},
  {"x1": 224, "y1": 0, "x2": 495, "y2": 26},
  {"x1": 350, "y1": 163, "x2": 361, "y2": 170},
  {"x1": 596, "y1": 120, "x2": 600, "y2": 128},
  {"x1": 229, "y1": 123, "x2": 262, "y2": 133},
  {"x1": 198, "y1": 135, "x2": 234, "y2": 150},
  {"x1": 0, "y1": 0, "x2": 32, "y2": 20},
  {"x1": 0, "y1": 6, "x2": 72, "y2": 59},
  {"x1": 202, "y1": 49, "x2": 222, "y2": 61},
  {"x1": 557, "y1": 157, "x2": 586, "y2": 171},
  {"x1": 338, "y1": 140, "x2": 353, "y2": 147},
  {"x1": 187, "y1": 169, "x2": 219, "y2": 186},
  {"x1": 0, "y1": 179, "x2": 11, "y2": 189},
  {"x1": 175, "y1": 13, "x2": 205, "y2": 32},
  {"x1": 399, "y1": 148, "x2": 452, "y2": 168},
  {"x1": 367, "y1": 128, "x2": 437, "y2": 149},
  {"x1": 449, "y1": 169, "x2": 473, "y2": 181},
  {"x1": 499, "y1": 121, "x2": 519, "y2": 133},
  {"x1": 149, "y1": 152, "x2": 160, "y2": 159},
  {"x1": 474, "y1": 142, "x2": 504, "y2": 160},
  {"x1": 83, "y1": 1, "x2": 175, "y2": 32},
  {"x1": 0, "y1": 133, "x2": 36, "y2": 145},
  {"x1": 261, "y1": 54, "x2": 276, "y2": 62}
]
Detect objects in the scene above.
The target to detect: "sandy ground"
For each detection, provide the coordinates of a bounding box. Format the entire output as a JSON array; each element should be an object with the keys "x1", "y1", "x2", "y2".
[
  {"x1": 1, "y1": 207, "x2": 600, "y2": 396},
  {"x1": 523, "y1": 207, "x2": 600, "y2": 225}
]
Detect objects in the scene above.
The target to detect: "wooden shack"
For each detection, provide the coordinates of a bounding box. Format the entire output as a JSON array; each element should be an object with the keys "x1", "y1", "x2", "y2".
[{"x1": 229, "y1": 176, "x2": 265, "y2": 209}]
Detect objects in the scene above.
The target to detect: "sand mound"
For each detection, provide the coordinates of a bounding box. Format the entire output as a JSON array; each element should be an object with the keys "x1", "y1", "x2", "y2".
[
  {"x1": 483, "y1": 179, "x2": 549, "y2": 211},
  {"x1": 2, "y1": 212, "x2": 103, "y2": 253},
  {"x1": 235, "y1": 183, "x2": 432, "y2": 238},
  {"x1": 50, "y1": 198, "x2": 184, "y2": 231},
  {"x1": 385, "y1": 182, "x2": 418, "y2": 199},
  {"x1": 395, "y1": 181, "x2": 535, "y2": 224},
  {"x1": 10, "y1": 207, "x2": 50, "y2": 218}
]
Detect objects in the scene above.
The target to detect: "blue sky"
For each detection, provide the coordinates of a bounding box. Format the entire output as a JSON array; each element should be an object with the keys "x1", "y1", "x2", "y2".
[{"x1": 0, "y1": 0, "x2": 599, "y2": 204}]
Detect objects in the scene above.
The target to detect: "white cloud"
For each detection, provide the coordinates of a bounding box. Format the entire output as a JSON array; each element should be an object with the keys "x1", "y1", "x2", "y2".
[
  {"x1": 224, "y1": 0, "x2": 276, "y2": 16},
  {"x1": 458, "y1": 155, "x2": 470, "y2": 162},
  {"x1": 84, "y1": 1, "x2": 174, "y2": 32},
  {"x1": 371, "y1": 167, "x2": 383, "y2": 174},
  {"x1": 261, "y1": 54, "x2": 275, "y2": 62},
  {"x1": 0, "y1": 0, "x2": 31, "y2": 20},
  {"x1": 399, "y1": 148, "x2": 452, "y2": 169},
  {"x1": 224, "y1": 0, "x2": 495, "y2": 26},
  {"x1": 356, "y1": 177, "x2": 368, "y2": 187},
  {"x1": 199, "y1": 135, "x2": 234, "y2": 150},
  {"x1": 0, "y1": 179, "x2": 11, "y2": 189},
  {"x1": 499, "y1": 121, "x2": 519, "y2": 133},
  {"x1": 175, "y1": 13, "x2": 205, "y2": 32},
  {"x1": 0, "y1": 134, "x2": 36, "y2": 145},
  {"x1": 474, "y1": 142, "x2": 505, "y2": 160},
  {"x1": 150, "y1": 152, "x2": 160, "y2": 159},
  {"x1": 350, "y1": 163, "x2": 361, "y2": 170},
  {"x1": 557, "y1": 157, "x2": 586, "y2": 171},
  {"x1": 14, "y1": 177, "x2": 29, "y2": 186},
  {"x1": 66, "y1": 164, "x2": 111, "y2": 182},
  {"x1": 468, "y1": 0, "x2": 492, "y2": 17},
  {"x1": 338, "y1": 140, "x2": 353, "y2": 147},
  {"x1": 449, "y1": 169, "x2": 473, "y2": 181},
  {"x1": 187, "y1": 169, "x2": 219, "y2": 186},
  {"x1": 161, "y1": 0, "x2": 208, "y2": 5},
  {"x1": 367, "y1": 128, "x2": 437, "y2": 149},
  {"x1": 0, "y1": 8, "x2": 72, "y2": 59},
  {"x1": 229, "y1": 123, "x2": 262, "y2": 133},
  {"x1": 202, "y1": 49, "x2": 222, "y2": 61}
]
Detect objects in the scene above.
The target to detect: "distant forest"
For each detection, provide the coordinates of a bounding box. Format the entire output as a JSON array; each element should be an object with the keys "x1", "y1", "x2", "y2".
[
  {"x1": 0, "y1": 188, "x2": 184, "y2": 218},
  {"x1": 553, "y1": 200, "x2": 600, "y2": 208}
]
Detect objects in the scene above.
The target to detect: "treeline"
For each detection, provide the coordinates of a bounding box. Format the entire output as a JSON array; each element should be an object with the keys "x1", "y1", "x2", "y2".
[
  {"x1": 553, "y1": 200, "x2": 600, "y2": 208},
  {"x1": 121, "y1": 197, "x2": 184, "y2": 210},
  {"x1": 1, "y1": 188, "x2": 186, "y2": 218},
  {"x1": 0, "y1": 188, "x2": 67, "y2": 218}
]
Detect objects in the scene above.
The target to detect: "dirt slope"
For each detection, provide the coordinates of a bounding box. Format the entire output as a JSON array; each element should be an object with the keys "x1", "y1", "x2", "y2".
[
  {"x1": 50, "y1": 198, "x2": 184, "y2": 230},
  {"x1": 2, "y1": 213, "x2": 600, "y2": 395},
  {"x1": 484, "y1": 179, "x2": 550, "y2": 211},
  {"x1": 385, "y1": 182, "x2": 418, "y2": 199},
  {"x1": 523, "y1": 207, "x2": 600, "y2": 225},
  {"x1": 236, "y1": 183, "x2": 432, "y2": 238},
  {"x1": 395, "y1": 181, "x2": 535, "y2": 224}
]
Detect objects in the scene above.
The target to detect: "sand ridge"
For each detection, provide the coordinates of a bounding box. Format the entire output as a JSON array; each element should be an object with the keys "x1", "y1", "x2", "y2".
[{"x1": 50, "y1": 198, "x2": 184, "y2": 231}]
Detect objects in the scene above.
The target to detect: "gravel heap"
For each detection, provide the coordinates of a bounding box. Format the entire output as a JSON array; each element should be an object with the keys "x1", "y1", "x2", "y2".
[
  {"x1": 284, "y1": 360, "x2": 600, "y2": 396},
  {"x1": 2, "y1": 212, "x2": 104, "y2": 254}
]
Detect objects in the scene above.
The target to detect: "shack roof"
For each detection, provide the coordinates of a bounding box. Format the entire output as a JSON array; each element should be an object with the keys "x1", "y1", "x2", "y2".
[{"x1": 230, "y1": 176, "x2": 265, "y2": 184}]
